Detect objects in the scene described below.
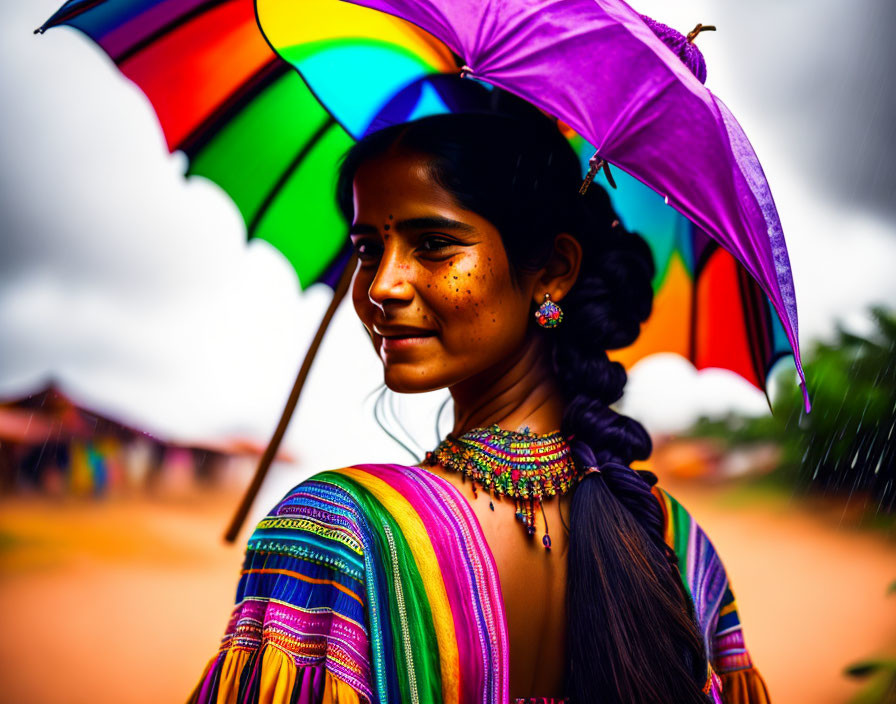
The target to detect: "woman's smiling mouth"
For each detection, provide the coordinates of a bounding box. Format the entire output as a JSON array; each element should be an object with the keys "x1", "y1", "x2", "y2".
[{"x1": 375, "y1": 325, "x2": 438, "y2": 352}]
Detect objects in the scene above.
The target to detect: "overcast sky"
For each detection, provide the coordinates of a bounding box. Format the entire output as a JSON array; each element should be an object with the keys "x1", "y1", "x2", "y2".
[{"x1": 1, "y1": 0, "x2": 894, "y2": 507}]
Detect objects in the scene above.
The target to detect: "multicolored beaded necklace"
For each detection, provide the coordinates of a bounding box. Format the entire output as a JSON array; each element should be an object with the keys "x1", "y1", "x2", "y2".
[{"x1": 423, "y1": 423, "x2": 579, "y2": 549}]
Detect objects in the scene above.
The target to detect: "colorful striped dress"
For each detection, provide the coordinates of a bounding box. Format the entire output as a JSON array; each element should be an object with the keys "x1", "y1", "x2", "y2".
[{"x1": 189, "y1": 464, "x2": 770, "y2": 703}]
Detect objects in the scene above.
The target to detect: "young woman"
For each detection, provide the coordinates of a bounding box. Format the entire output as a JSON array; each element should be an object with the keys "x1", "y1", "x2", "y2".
[{"x1": 189, "y1": 96, "x2": 771, "y2": 704}]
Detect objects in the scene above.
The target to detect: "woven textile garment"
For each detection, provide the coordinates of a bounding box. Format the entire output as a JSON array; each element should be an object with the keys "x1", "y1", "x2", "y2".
[{"x1": 189, "y1": 464, "x2": 770, "y2": 703}]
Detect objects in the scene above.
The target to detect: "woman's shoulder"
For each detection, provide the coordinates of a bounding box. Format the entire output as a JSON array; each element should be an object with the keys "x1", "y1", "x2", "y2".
[
  {"x1": 647, "y1": 482, "x2": 729, "y2": 598},
  {"x1": 191, "y1": 466, "x2": 410, "y2": 704},
  {"x1": 647, "y1": 482, "x2": 732, "y2": 636},
  {"x1": 648, "y1": 482, "x2": 719, "y2": 556},
  {"x1": 647, "y1": 482, "x2": 738, "y2": 592},
  {"x1": 248, "y1": 467, "x2": 369, "y2": 552},
  {"x1": 269, "y1": 462, "x2": 462, "y2": 511},
  {"x1": 648, "y1": 482, "x2": 768, "y2": 688},
  {"x1": 262, "y1": 463, "x2": 413, "y2": 511},
  {"x1": 247, "y1": 464, "x2": 409, "y2": 557},
  {"x1": 250, "y1": 462, "x2": 464, "y2": 554},
  {"x1": 231, "y1": 462, "x2": 509, "y2": 704}
]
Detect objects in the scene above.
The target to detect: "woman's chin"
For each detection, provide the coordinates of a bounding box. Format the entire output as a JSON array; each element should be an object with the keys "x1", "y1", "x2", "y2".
[{"x1": 382, "y1": 366, "x2": 448, "y2": 394}]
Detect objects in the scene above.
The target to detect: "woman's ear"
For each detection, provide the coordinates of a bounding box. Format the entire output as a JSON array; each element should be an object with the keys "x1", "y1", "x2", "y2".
[{"x1": 532, "y1": 232, "x2": 582, "y2": 305}]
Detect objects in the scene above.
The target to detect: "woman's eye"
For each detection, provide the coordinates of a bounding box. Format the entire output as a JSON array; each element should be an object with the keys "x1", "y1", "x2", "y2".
[
  {"x1": 352, "y1": 239, "x2": 381, "y2": 261},
  {"x1": 419, "y1": 235, "x2": 457, "y2": 254}
]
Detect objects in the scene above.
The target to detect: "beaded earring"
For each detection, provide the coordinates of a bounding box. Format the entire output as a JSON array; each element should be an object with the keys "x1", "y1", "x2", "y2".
[{"x1": 534, "y1": 293, "x2": 563, "y2": 328}]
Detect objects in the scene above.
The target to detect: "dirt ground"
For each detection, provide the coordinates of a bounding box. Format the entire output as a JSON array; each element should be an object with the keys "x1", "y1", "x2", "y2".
[{"x1": 0, "y1": 479, "x2": 893, "y2": 704}]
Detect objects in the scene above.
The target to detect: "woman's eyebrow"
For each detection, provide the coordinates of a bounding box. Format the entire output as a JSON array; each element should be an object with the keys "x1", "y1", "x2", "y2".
[
  {"x1": 349, "y1": 217, "x2": 475, "y2": 236},
  {"x1": 396, "y1": 216, "x2": 475, "y2": 233}
]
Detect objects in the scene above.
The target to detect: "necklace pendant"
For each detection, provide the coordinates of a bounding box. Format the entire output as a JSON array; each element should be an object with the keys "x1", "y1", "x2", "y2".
[{"x1": 426, "y1": 423, "x2": 579, "y2": 546}]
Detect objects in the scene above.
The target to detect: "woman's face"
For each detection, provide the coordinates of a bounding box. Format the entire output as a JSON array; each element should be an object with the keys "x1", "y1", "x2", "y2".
[{"x1": 349, "y1": 150, "x2": 539, "y2": 393}]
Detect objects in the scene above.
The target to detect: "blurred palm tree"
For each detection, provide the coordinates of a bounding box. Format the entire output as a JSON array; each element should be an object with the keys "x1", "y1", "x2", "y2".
[{"x1": 685, "y1": 306, "x2": 895, "y2": 515}]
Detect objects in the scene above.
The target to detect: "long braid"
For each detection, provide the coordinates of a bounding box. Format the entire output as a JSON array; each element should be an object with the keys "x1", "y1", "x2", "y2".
[
  {"x1": 552, "y1": 190, "x2": 708, "y2": 702},
  {"x1": 551, "y1": 200, "x2": 676, "y2": 568}
]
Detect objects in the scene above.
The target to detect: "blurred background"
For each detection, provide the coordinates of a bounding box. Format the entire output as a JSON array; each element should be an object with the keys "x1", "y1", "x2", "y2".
[{"x1": 1, "y1": 0, "x2": 894, "y2": 702}]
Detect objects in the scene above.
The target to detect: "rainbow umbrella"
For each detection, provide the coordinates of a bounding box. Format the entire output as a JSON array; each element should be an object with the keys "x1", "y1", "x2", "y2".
[
  {"x1": 37, "y1": 0, "x2": 803, "y2": 538},
  {"x1": 586, "y1": 166, "x2": 794, "y2": 404}
]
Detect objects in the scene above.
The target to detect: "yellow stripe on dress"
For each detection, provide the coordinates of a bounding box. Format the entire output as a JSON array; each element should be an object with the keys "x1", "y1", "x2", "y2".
[
  {"x1": 340, "y1": 467, "x2": 460, "y2": 704},
  {"x1": 217, "y1": 648, "x2": 252, "y2": 704},
  {"x1": 718, "y1": 599, "x2": 739, "y2": 617},
  {"x1": 258, "y1": 644, "x2": 297, "y2": 704},
  {"x1": 322, "y1": 672, "x2": 362, "y2": 704}
]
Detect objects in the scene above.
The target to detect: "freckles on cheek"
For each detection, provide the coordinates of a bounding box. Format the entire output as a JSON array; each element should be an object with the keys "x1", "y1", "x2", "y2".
[
  {"x1": 483, "y1": 268, "x2": 519, "y2": 328},
  {"x1": 441, "y1": 261, "x2": 508, "y2": 323}
]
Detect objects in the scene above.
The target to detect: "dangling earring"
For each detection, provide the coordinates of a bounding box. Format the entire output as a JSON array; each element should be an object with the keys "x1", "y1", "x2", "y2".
[{"x1": 534, "y1": 293, "x2": 563, "y2": 328}]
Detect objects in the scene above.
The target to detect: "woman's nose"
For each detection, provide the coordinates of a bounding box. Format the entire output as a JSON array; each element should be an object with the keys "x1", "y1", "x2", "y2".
[{"x1": 367, "y1": 248, "x2": 414, "y2": 310}]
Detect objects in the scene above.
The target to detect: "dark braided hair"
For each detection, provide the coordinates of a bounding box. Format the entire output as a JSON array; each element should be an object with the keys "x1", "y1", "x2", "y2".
[
  {"x1": 555, "y1": 192, "x2": 708, "y2": 703},
  {"x1": 335, "y1": 86, "x2": 710, "y2": 703}
]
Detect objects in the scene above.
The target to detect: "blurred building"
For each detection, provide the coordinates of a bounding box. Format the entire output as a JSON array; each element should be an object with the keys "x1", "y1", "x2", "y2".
[
  {"x1": 647, "y1": 433, "x2": 781, "y2": 482},
  {"x1": 0, "y1": 383, "x2": 293, "y2": 496}
]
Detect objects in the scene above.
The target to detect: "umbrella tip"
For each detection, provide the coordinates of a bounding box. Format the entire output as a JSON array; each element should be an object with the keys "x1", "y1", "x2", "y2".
[
  {"x1": 686, "y1": 23, "x2": 717, "y2": 44},
  {"x1": 640, "y1": 14, "x2": 711, "y2": 83},
  {"x1": 800, "y1": 380, "x2": 812, "y2": 414}
]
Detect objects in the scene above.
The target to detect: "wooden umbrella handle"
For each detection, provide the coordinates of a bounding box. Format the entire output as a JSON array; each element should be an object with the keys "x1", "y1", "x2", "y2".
[{"x1": 223, "y1": 252, "x2": 358, "y2": 543}]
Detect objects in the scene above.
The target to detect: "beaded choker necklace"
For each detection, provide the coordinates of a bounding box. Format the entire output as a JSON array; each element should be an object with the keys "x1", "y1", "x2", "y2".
[{"x1": 423, "y1": 423, "x2": 578, "y2": 549}]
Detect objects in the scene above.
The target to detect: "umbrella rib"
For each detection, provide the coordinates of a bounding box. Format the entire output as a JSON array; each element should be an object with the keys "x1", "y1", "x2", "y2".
[
  {"x1": 687, "y1": 258, "x2": 699, "y2": 365},
  {"x1": 252, "y1": 6, "x2": 360, "y2": 141},
  {"x1": 416, "y1": 31, "x2": 462, "y2": 69},
  {"x1": 113, "y1": 0, "x2": 232, "y2": 65},
  {"x1": 246, "y1": 117, "x2": 337, "y2": 240},
  {"x1": 689, "y1": 239, "x2": 719, "y2": 362},
  {"x1": 692, "y1": 236, "x2": 719, "y2": 279},
  {"x1": 736, "y1": 262, "x2": 771, "y2": 391},
  {"x1": 36, "y1": 0, "x2": 107, "y2": 34},
  {"x1": 179, "y1": 58, "x2": 291, "y2": 158}
]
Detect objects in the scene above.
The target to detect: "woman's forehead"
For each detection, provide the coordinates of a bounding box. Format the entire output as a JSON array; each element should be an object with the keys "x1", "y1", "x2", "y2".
[
  {"x1": 352, "y1": 152, "x2": 464, "y2": 218},
  {"x1": 349, "y1": 156, "x2": 507, "y2": 246}
]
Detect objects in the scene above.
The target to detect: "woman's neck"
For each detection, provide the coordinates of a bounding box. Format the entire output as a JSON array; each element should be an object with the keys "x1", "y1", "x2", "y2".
[{"x1": 449, "y1": 331, "x2": 566, "y2": 436}]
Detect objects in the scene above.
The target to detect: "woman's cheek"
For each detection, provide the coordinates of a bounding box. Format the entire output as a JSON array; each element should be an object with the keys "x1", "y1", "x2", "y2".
[
  {"x1": 431, "y1": 258, "x2": 478, "y2": 313},
  {"x1": 439, "y1": 259, "x2": 517, "y2": 347}
]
